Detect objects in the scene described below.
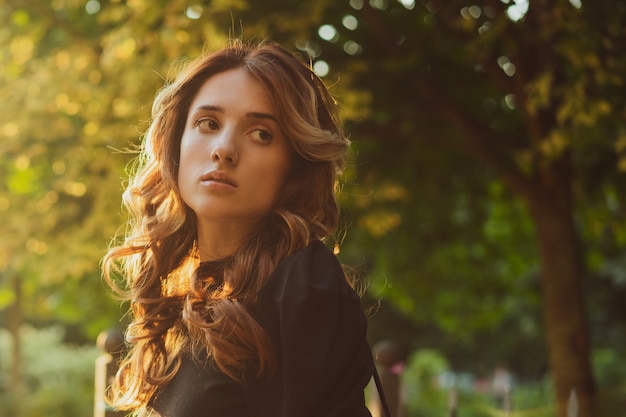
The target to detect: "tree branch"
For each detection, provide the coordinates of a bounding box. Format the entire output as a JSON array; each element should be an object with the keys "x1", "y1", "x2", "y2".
[{"x1": 359, "y1": 1, "x2": 535, "y2": 200}]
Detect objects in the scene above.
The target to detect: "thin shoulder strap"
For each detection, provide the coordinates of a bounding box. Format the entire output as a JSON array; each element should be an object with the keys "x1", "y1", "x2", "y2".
[{"x1": 372, "y1": 365, "x2": 392, "y2": 417}]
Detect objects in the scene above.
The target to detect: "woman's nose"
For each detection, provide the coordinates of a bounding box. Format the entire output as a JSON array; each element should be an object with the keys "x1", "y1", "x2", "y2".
[{"x1": 210, "y1": 131, "x2": 238, "y2": 164}]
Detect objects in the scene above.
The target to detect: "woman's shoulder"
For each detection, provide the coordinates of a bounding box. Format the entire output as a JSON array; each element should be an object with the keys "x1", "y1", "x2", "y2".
[
  {"x1": 275, "y1": 239, "x2": 339, "y2": 273},
  {"x1": 261, "y1": 240, "x2": 341, "y2": 288}
]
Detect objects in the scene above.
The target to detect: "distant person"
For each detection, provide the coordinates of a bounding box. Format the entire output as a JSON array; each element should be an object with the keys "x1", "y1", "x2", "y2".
[
  {"x1": 369, "y1": 340, "x2": 405, "y2": 417},
  {"x1": 103, "y1": 41, "x2": 376, "y2": 416},
  {"x1": 491, "y1": 363, "x2": 513, "y2": 410}
]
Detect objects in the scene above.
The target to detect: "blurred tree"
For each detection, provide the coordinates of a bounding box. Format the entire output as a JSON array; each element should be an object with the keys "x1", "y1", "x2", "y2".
[
  {"x1": 0, "y1": 0, "x2": 234, "y2": 401},
  {"x1": 1, "y1": 1, "x2": 625, "y2": 417},
  {"x1": 265, "y1": 1, "x2": 624, "y2": 416}
]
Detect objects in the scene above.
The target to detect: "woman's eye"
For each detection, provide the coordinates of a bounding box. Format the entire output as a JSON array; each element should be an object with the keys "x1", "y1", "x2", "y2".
[
  {"x1": 251, "y1": 129, "x2": 273, "y2": 142},
  {"x1": 195, "y1": 118, "x2": 219, "y2": 131}
]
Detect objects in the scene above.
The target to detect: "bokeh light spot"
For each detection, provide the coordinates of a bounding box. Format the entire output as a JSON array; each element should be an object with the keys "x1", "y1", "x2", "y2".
[{"x1": 313, "y1": 60, "x2": 329, "y2": 77}]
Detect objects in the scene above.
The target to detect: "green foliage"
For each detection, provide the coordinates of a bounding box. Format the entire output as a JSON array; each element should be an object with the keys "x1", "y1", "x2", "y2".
[
  {"x1": 401, "y1": 349, "x2": 555, "y2": 417},
  {"x1": 512, "y1": 377, "x2": 555, "y2": 412},
  {"x1": 592, "y1": 348, "x2": 626, "y2": 387},
  {"x1": 0, "y1": 326, "x2": 99, "y2": 417},
  {"x1": 398, "y1": 349, "x2": 625, "y2": 417},
  {"x1": 402, "y1": 349, "x2": 450, "y2": 417},
  {"x1": 1, "y1": 3, "x2": 626, "y2": 412},
  {"x1": 317, "y1": 0, "x2": 626, "y2": 391}
]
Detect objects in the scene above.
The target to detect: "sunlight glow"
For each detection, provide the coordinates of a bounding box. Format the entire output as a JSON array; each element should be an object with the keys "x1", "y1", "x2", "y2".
[
  {"x1": 2, "y1": 122, "x2": 19, "y2": 138},
  {"x1": 343, "y1": 40, "x2": 363, "y2": 55},
  {"x1": 350, "y1": 0, "x2": 364, "y2": 10},
  {"x1": 497, "y1": 56, "x2": 517, "y2": 77},
  {"x1": 313, "y1": 60, "x2": 329, "y2": 77},
  {"x1": 468, "y1": 5, "x2": 482, "y2": 18},
  {"x1": 342, "y1": 15, "x2": 359, "y2": 30},
  {"x1": 85, "y1": 0, "x2": 101, "y2": 15},
  {"x1": 15, "y1": 155, "x2": 30, "y2": 170},
  {"x1": 64, "y1": 181, "x2": 87, "y2": 197},
  {"x1": 504, "y1": 94, "x2": 516, "y2": 109},
  {"x1": 369, "y1": 0, "x2": 389, "y2": 10},
  {"x1": 26, "y1": 238, "x2": 48, "y2": 255},
  {"x1": 503, "y1": 0, "x2": 528, "y2": 21},
  {"x1": 460, "y1": 5, "x2": 482, "y2": 20},
  {"x1": 478, "y1": 22, "x2": 492, "y2": 35},
  {"x1": 295, "y1": 41, "x2": 321, "y2": 58},
  {"x1": 186, "y1": 5, "x2": 203, "y2": 20},
  {"x1": 52, "y1": 161, "x2": 66, "y2": 175},
  {"x1": 318, "y1": 25, "x2": 338, "y2": 42},
  {"x1": 397, "y1": 0, "x2": 415, "y2": 10}
]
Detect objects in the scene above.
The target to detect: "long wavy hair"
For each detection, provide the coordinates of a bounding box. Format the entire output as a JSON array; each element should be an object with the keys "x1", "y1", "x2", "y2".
[{"x1": 102, "y1": 41, "x2": 349, "y2": 413}]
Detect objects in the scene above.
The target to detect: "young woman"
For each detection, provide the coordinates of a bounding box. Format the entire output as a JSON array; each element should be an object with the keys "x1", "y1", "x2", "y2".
[{"x1": 103, "y1": 41, "x2": 376, "y2": 417}]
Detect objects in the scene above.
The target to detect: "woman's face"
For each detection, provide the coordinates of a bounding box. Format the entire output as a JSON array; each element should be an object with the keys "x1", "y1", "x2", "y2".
[{"x1": 178, "y1": 68, "x2": 293, "y2": 238}]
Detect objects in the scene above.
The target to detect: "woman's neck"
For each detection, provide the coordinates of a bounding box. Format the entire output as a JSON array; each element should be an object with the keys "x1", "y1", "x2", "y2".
[{"x1": 196, "y1": 220, "x2": 256, "y2": 261}]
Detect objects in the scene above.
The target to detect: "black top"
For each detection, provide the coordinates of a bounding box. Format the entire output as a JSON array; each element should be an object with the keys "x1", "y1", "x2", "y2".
[{"x1": 150, "y1": 240, "x2": 374, "y2": 417}]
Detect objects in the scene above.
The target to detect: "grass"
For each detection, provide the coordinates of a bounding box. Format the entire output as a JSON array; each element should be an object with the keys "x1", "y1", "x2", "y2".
[{"x1": 405, "y1": 385, "x2": 626, "y2": 417}]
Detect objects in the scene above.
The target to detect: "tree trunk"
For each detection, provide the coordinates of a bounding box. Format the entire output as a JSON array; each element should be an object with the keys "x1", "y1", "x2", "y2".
[
  {"x1": 7, "y1": 272, "x2": 23, "y2": 400},
  {"x1": 526, "y1": 165, "x2": 595, "y2": 417}
]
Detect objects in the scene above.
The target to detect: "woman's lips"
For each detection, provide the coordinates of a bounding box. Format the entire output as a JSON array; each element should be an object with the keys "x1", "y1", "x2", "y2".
[{"x1": 200, "y1": 171, "x2": 238, "y2": 188}]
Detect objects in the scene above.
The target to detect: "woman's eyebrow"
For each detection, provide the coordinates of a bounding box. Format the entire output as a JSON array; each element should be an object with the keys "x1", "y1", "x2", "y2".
[
  {"x1": 192, "y1": 105, "x2": 277, "y2": 123},
  {"x1": 193, "y1": 104, "x2": 224, "y2": 113},
  {"x1": 246, "y1": 112, "x2": 278, "y2": 123}
]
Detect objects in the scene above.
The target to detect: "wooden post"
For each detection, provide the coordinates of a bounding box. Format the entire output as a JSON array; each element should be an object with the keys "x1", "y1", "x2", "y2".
[
  {"x1": 448, "y1": 384, "x2": 457, "y2": 417},
  {"x1": 94, "y1": 329, "x2": 125, "y2": 417},
  {"x1": 567, "y1": 389, "x2": 578, "y2": 417},
  {"x1": 371, "y1": 340, "x2": 402, "y2": 417}
]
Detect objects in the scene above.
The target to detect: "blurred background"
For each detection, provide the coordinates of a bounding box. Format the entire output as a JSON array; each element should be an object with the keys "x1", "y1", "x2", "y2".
[{"x1": 1, "y1": 0, "x2": 625, "y2": 416}]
